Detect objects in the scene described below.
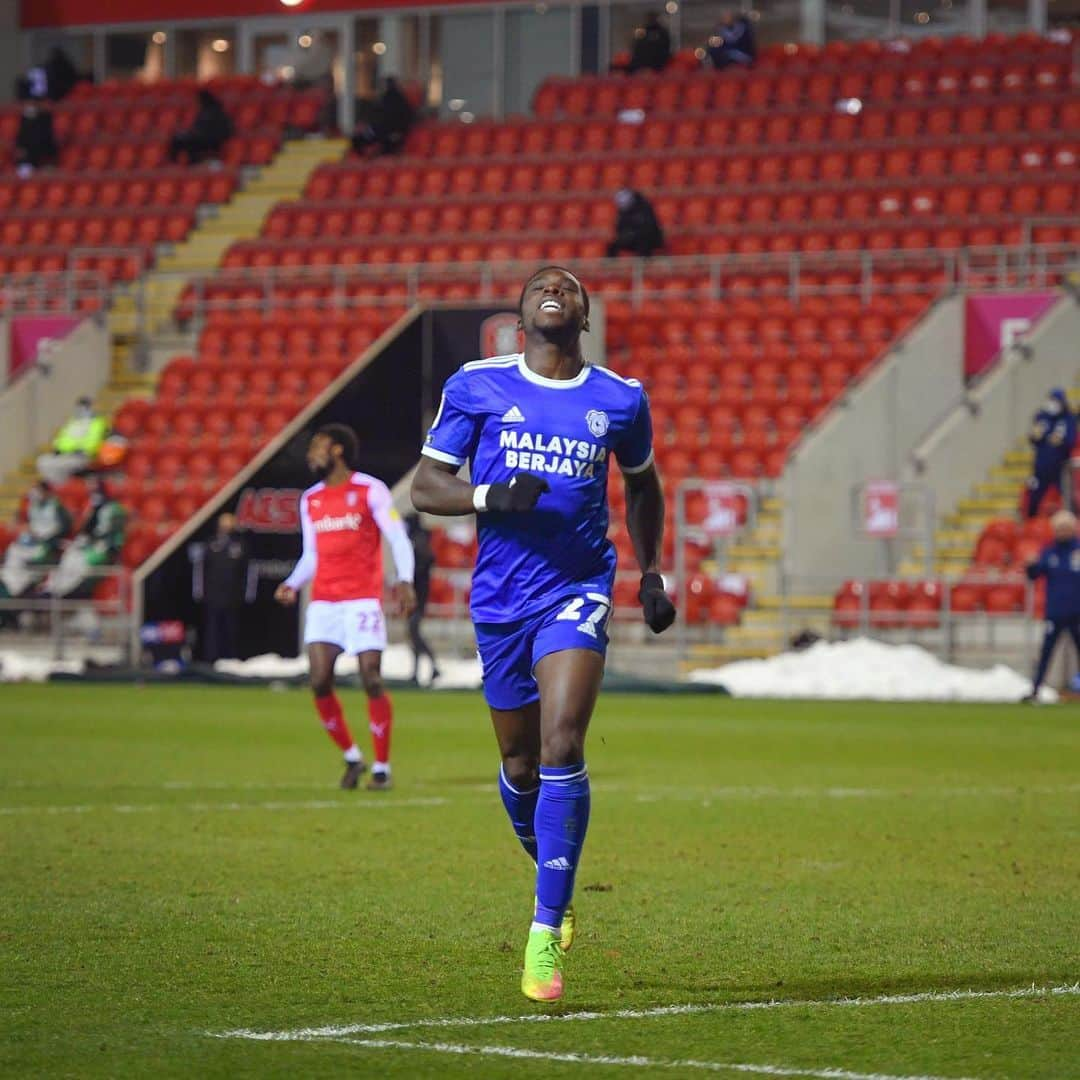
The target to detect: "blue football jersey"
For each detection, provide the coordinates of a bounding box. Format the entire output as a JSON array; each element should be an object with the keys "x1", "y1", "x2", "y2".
[{"x1": 422, "y1": 353, "x2": 654, "y2": 624}]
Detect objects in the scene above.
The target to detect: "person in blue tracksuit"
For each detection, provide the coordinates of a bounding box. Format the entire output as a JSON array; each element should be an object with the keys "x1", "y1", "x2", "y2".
[
  {"x1": 1026, "y1": 388, "x2": 1076, "y2": 518},
  {"x1": 1024, "y1": 510, "x2": 1080, "y2": 700}
]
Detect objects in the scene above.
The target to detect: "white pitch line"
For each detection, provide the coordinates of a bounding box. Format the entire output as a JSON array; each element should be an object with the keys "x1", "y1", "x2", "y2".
[
  {"x1": 334, "y1": 1036, "x2": 970, "y2": 1080},
  {"x1": 0, "y1": 797, "x2": 447, "y2": 816},
  {"x1": 4, "y1": 780, "x2": 1078, "y2": 803},
  {"x1": 217, "y1": 983, "x2": 1080, "y2": 1042}
]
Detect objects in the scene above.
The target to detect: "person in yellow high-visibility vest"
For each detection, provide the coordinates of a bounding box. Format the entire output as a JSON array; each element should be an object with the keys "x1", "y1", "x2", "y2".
[{"x1": 36, "y1": 397, "x2": 108, "y2": 486}]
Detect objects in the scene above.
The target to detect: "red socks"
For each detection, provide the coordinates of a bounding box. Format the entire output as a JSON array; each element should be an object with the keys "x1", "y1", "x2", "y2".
[
  {"x1": 367, "y1": 693, "x2": 393, "y2": 766},
  {"x1": 314, "y1": 691, "x2": 391, "y2": 767},
  {"x1": 314, "y1": 693, "x2": 355, "y2": 752}
]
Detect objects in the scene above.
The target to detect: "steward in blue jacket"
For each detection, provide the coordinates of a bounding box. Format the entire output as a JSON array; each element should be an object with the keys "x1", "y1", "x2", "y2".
[
  {"x1": 1024, "y1": 510, "x2": 1080, "y2": 699},
  {"x1": 1026, "y1": 388, "x2": 1076, "y2": 519}
]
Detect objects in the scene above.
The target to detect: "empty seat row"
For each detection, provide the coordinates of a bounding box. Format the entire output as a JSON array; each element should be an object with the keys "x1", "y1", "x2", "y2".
[
  {"x1": 0, "y1": 208, "x2": 196, "y2": 249},
  {"x1": 0, "y1": 168, "x2": 236, "y2": 214},
  {"x1": 533, "y1": 59, "x2": 1074, "y2": 117},
  {"x1": 833, "y1": 577, "x2": 1040, "y2": 625},
  {"x1": 383, "y1": 98, "x2": 1079, "y2": 171},
  {"x1": 310, "y1": 138, "x2": 1077, "y2": 202},
  {"x1": 0, "y1": 246, "x2": 152, "y2": 281}
]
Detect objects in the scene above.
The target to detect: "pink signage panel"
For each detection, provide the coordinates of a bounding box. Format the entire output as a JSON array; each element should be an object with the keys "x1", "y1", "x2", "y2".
[
  {"x1": 964, "y1": 293, "x2": 1057, "y2": 380},
  {"x1": 9, "y1": 317, "x2": 80, "y2": 382}
]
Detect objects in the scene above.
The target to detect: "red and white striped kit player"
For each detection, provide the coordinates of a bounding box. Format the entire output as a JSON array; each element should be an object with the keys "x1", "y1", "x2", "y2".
[{"x1": 276, "y1": 425, "x2": 415, "y2": 792}]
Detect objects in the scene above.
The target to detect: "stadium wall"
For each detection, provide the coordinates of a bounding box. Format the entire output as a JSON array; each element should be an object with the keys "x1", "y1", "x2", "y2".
[
  {"x1": 907, "y1": 294, "x2": 1080, "y2": 523},
  {"x1": 0, "y1": 316, "x2": 109, "y2": 478},
  {"x1": 0, "y1": 0, "x2": 17, "y2": 104},
  {"x1": 781, "y1": 295, "x2": 964, "y2": 586},
  {"x1": 135, "y1": 304, "x2": 526, "y2": 664}
]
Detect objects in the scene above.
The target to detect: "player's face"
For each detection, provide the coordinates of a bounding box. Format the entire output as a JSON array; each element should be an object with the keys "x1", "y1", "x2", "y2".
[
  {"x1": 520, "y1": 270, "x2": 587, "y2": 337},
  {"x1": 306, "y1": 435, "x2": 336, "y2": 479}
]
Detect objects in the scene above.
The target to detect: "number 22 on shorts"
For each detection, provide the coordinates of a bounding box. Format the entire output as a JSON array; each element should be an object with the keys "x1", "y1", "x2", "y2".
[{"x1": 556, "y1": 593, "x2": 611, "y2": 638}]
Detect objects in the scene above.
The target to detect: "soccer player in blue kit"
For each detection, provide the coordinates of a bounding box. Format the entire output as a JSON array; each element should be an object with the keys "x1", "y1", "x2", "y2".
[{"x1": 411, "y1": 267, "x2": 676, "y2": 1002}]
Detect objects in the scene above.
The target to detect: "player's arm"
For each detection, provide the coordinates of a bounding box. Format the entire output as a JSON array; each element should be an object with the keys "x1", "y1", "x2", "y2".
[
  {"x1": 275, "y1": 493, "x2": 315, "y2": 605},
  {"x1": 617, "y1": 389, "x2": 676, "y2": 634},
  {"x1": 368, "y1": 480, "x2": 417, "y2": 615},
  {"x1": 411, "y1": 372, "x2": 547, "y2": 516},
  {"x1": 624, "y1": 463, "x2": 676, "y2": 633}
]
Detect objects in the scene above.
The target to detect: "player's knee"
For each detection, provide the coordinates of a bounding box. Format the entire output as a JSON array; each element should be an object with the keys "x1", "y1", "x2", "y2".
[
  {"x1": 502, "y1": 752, "x2": 539, "y2": 791},
  {"x1": 362, "y1": 671, "x2": 384, "y2": 697},
  {"x1": 540, "y1": 729, "x2": 585, "y2": 768},
  {"x1": 311, "y1": 673, "x2": 334, "y2": 698}
]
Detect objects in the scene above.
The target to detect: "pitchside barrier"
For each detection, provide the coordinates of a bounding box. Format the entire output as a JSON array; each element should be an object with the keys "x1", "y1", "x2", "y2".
[{"x1": 0, "y1": 564, "x2": 134, "y2": 662}]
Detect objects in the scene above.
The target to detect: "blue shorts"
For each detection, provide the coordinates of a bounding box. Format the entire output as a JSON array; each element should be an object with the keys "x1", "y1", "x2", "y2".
[{"x1": 475, "y1": 591, "x2": 612, "y2": 711}]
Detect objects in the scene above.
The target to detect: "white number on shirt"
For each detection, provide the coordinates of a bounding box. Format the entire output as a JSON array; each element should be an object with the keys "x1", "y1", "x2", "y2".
[{"x1": 555, "y1": 594, "x2": 612, "y2": 639}]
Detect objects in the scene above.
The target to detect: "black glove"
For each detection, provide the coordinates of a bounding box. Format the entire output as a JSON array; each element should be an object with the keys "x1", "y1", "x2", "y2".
[
  {"x1": 639, "y1": 572, "x2": 676, "y2": 634},
  {"x1": 484, "y1": 473, "x2": 550, "y2": 513}
]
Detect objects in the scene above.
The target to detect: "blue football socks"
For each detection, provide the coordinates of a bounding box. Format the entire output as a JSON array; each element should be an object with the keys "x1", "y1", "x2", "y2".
[
  {"x1": 499, "y1": 765, "x2": 539, "y2": 862},
  {"x1": 533, "y1": 763, "x2": 591, "y2": 931}
]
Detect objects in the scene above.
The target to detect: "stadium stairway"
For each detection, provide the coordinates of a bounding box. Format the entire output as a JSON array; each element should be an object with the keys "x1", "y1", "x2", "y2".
[
  {"x1": 897, "y1": 385, "x2": 1080, "y2": 579},
  {"x1": 110, "y1": 137, "x2": 348, "y2": 342}
]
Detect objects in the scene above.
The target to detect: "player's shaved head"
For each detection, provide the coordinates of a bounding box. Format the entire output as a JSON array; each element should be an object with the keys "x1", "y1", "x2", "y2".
[
  {"x1": 518, "y1": 267, "x2": 590, "y2": 318},
  {"x1": 315, "y1": 423, "x2": 358, "y2": 468}
]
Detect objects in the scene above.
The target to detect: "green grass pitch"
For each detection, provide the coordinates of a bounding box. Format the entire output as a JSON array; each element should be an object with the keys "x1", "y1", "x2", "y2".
[{"x1": 1, "y1": 684, "x2": 1077, "y2": 1079}]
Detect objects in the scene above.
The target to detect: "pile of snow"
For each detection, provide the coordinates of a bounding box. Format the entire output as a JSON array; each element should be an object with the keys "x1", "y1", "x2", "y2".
[
  {"x1": 689, "y1": 637, "x2": 1056, "y2": 703},
  {"x1": 0, "y1": 651, "x2": 85, "y2": 683},
  {"x1": 215, "y1": 643, "x2": 482, "y2": 690}
]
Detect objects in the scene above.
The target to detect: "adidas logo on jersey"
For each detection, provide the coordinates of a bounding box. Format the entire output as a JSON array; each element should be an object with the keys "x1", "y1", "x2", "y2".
[
  {"x1": 501, "y1": 405, "x2": 526, "y2": 423},
  {"x1": 543, "y1": 856, "x2": 573, "y2": 871}
]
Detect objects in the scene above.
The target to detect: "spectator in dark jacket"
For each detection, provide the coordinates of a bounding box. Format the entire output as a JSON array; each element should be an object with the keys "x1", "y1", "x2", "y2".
[
  {"x1": 606, "y1": 188, "x2": 665, "y2": 258},
  {"x1": 1026, "y1": 387, "x2": 1076, "y2": 519},
  {"x1": 708, "y1": 9, "x2": 757, "y2": 69},
  {"x1": 1024, "y1": 509, "x2": 1080, "y2": 700},
  {"x1": 628, "y1": 12, "x2": 672, "y2": 73},
  {"x1": 192, "y1": 513, "x2": 255, "y2": 662},
  {"x1": 45, "y1": 47, "x2": 80, "y2": 102},
  {"x1": 168, "y1": 89, "x2": 233, "y2": 165},
  {"x1": 14, "y1": 103, "x2": 58, "y2": 175},
  {"x1": 351, "y1": 78, "x2": 415, "y2": 157}
]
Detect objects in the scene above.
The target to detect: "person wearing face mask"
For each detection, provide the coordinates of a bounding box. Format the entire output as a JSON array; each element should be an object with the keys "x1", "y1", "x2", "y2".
[
  {"x1": 1023, "y1": 509, "x2": 1080, "y2": 701},
  {"x1": 0, "y1": 481, "x2": 71, "y2": 601},
  {"x1": 1025, "y1": 388, "x2": 1077, "y2": 519},
  {"x1": 36, "y1": 397, "x2": 110, "y2": 487},
  {"x1": 44, "y1": 477, "x2": 126, "y2": 599}
]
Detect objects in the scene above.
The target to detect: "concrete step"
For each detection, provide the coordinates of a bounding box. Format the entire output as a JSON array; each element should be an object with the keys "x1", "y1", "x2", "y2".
[
  {"x1": 974, "y1": 480, "x2": 1027, "y2": 499},
  {"x1": 989, "y1": 465, "x2": 1029, "y2": 482},
  {"x1": 757, "y1": 594, "x2": 832, "y2": 610},
  {"x1": 956, "y1": 497, "x2": 1015, "y2": 516},
  {"x1": 681, "y1": 644, "x2": 773, "y2": 666},
  {"x1": 727, "y1": 543, "x2": 780, "y2": 562}
]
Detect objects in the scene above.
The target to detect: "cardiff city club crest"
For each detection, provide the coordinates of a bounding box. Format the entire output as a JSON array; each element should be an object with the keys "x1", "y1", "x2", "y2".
[{"x1": 586, "y1": 410, "x2": 609, "y2": 437}]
